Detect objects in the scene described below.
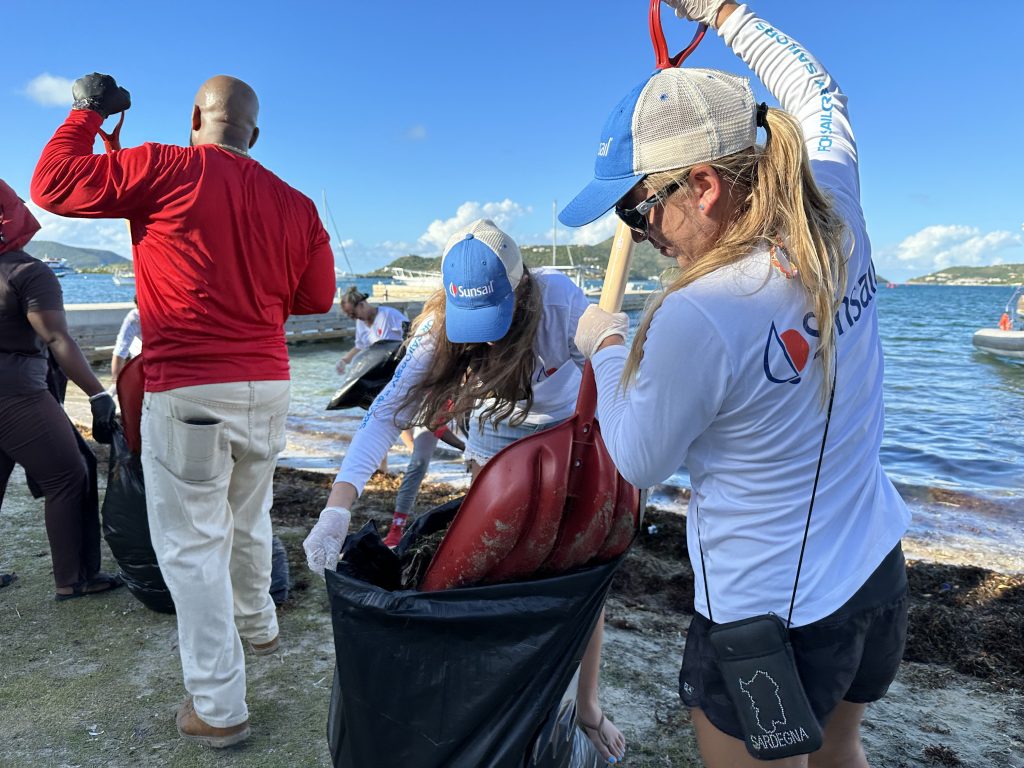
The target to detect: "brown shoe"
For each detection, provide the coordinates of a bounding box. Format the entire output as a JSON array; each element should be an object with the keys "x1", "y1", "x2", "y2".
[
  {"x1": 176, "y1": 698, "x2": 250, "y2": 748},
  {"x1": 246, "y1": 634, "x2": 280, "y2": 656}
]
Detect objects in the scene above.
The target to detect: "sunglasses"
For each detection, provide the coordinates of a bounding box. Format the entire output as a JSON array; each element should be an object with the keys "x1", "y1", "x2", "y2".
[{"x1": 614, "y1": 181, "x2": 682, "y2": 239}]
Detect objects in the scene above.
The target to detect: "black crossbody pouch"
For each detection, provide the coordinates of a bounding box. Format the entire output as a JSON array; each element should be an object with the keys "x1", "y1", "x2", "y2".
[
  {"x1": 697, "y1": 362, "x2": 836, "y2": 760},
  {"x1": 706, "y1": 613, "x2": 823, "y2": 759}
]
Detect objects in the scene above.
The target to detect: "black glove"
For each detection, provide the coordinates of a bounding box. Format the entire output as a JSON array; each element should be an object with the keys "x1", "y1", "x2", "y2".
[
  {"x1": 72, "y1": 73, "x2": 131, "y2": 119},
  {"x1": 89, "y1": 393, "x2": 117, "y2": 444}
]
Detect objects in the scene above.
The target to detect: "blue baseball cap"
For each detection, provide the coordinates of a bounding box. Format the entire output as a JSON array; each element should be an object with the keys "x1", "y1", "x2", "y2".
[
  {"x1": 441, "y1": 219, "x2": 524, "y2": 344},
  {"x1": 560, "y1": 67, "x2": 758, "y2": 228}
]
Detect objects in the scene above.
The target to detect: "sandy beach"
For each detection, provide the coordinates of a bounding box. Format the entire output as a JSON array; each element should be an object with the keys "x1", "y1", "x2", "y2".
[{"x1": 1, "y1": 430, "x2": 1022, "y2": 768}]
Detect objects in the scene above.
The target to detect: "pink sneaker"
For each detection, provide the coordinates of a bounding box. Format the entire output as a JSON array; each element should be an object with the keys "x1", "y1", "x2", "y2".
[{"x1": 382, "y1": 514, "x2": 408, "y2": 548}]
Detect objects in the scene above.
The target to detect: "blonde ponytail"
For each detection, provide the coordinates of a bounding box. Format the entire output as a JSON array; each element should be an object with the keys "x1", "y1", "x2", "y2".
[{"x1": 622, "y1": 107, "x2": 849, "y2": 404}]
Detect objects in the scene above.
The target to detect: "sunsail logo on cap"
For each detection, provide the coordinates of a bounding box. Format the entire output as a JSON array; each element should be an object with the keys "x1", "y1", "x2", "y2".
[{"x1": 449, "y1": 280, "x2": 495, "y2": 299}]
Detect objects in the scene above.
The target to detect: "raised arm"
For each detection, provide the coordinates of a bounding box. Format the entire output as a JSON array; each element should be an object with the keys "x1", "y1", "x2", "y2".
[
  {"x1": 31, "y1": 110, "x2": 185, "y2": 220},
  {"x1": 717, "y1": 3, "x2": 860, "y2": 203}
]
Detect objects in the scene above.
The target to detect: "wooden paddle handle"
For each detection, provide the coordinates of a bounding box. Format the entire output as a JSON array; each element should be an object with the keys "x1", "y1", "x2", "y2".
[{"x1": 598, "y1": 222, "x2": 636, "y2": 313}]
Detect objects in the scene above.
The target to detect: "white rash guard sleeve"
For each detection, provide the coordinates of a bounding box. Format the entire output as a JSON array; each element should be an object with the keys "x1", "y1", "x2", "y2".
[
  {"x1": 592, "y1": 293, "x2": 733, "y2": 490},
  {"x1": 334, "y1": 321, "x2": 435, "y2": 496},
  {"x1": 720, "y1": 5, "x2": 861, "y2": 210}
]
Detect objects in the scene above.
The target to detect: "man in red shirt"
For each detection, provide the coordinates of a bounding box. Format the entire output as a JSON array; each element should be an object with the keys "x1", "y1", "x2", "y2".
[{"x1": 32, "y1": 73, "x2": 336, "y2": 748}]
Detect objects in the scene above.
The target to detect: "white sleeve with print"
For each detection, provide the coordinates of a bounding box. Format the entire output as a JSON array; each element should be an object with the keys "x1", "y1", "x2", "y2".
[{"x1": 335, "y1": 320, "x2": 434, "y2": 496}]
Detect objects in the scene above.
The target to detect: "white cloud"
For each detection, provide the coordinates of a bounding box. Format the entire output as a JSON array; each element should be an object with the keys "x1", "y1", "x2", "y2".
[
  {"x1": 330, "y1": 199, "x2": 532, "y2": 272},
  {"x1": 405, "y1": 124, "x2": 427, "y2": 141},
  {"x1": 24, "y1": 74, "x2": 74, "y2": 107},
  {"x1": 417, "y1": 199, "x2": 529, "y2": 254},
  {"x1": 879, "y1": 225, "x2": 1023, "y2": 273},
  {"x1": 29, "y1": 204, "x2": 131, "y2": 257},
  {"x1": 557, "y1": 211, "x2": 619, "y2": 246}
]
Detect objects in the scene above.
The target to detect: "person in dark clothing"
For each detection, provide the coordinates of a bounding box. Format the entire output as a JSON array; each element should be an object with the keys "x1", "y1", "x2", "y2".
[{"x1": 0, "y1": 178, "x2": 121, "y2": 599}]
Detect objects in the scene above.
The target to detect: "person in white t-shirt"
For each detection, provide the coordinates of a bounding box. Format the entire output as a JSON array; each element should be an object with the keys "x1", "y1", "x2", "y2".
[
  {"x1": 561, "y1": 3, "x2": 910, "y2": 766},
  {"x1": 110, "y1": 297, "x2": 142, "y2": 383},
  {"x1": 303, "y1": 218, "x2": 626, "y2": 763},
  {"x1": 335, "y1": 287, "x2": 408, "y2": 375}
]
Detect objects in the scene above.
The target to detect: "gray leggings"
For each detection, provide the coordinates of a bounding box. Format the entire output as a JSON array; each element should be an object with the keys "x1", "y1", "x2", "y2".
[{"x1": 394, "y1": 429, "x2": 440, "y2": 514}]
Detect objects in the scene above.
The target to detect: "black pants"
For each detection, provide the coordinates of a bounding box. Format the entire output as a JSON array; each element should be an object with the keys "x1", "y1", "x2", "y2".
[{"x1": 0, "y1": 390, "x2": 100, "y2": 588}]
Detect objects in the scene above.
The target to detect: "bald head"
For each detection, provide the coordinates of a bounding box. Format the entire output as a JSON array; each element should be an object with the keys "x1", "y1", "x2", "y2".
[{"x1": 190, "y1": 75, "x2": 260, "y2": 153}]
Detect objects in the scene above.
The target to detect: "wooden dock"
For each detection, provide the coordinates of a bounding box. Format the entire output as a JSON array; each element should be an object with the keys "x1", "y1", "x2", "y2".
[
  {"x1": 66, "y1": 300, "x2": 366, "y2": 364},
  {"x1": 67, "y1": 286, "x2": 654, "y2": 364},
  {"x1": 369, "y1": 285, "x2": 653, "y2": 312}
]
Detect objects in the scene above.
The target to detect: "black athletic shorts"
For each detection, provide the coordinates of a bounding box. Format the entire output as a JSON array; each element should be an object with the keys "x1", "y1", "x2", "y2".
[{"x1": 679, "y1": 543, "x2": 908, "y2": 740}]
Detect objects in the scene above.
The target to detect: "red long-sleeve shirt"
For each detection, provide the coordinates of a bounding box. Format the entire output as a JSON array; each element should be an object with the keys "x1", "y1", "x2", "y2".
[{"x1": 31, "y1": 109, "x2": 336, "y2": 392}]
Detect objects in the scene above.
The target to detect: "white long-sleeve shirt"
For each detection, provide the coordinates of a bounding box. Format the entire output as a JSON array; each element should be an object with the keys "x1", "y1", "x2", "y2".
[
  {"x1": 592, "y1": 6, "x2": 909, "y2": 627},
  {"x1": 336, "y1": 268, "x2": 589, "y2": 495}
]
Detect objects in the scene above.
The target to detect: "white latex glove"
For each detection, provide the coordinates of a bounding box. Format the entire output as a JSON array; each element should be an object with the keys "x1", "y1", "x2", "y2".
[
  {"x1": 662, "y1": 0, "x2": 724, "y2": 26},
  {"x1": 303, "y1": 507, "x2": 351, "y2": 577},
  {"x1": 574, "y1": 304, "x2": 629, "y2": 360}
]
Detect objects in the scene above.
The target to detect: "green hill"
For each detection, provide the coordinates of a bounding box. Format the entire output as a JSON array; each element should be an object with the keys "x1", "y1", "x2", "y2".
[
  {"x1": 369, "y1": 237, "x2": 667, "y2": 281},
  {"x1": 22, "y1": 240, "x2": 128, "y2": 271},
  {"x1": 907, "y1": 263, "x2": 1024, "y2": 286}
]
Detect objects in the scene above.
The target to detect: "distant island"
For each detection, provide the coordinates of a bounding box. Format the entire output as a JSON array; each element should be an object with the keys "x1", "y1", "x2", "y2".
[
  {"x1": 26, "y1": 235, "x2": 1023, "y2": 288},
  {"x1": 367, "y1": 237, "x2": 668, "y2": 282},
  {"x1": 23, "y1": 240, "x2": 128, "y2": 272},
  {"x1": 907, "y1": 263, "x2": 1024, "y2": 286}
]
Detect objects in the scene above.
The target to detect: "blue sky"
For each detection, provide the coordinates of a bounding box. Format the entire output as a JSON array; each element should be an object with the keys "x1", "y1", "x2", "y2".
[{"x1": 4, "y1": 1, "x2": 1022, "y2": 281}]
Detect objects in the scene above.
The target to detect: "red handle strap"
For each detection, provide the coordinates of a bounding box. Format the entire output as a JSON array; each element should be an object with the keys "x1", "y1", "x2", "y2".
[
  {"x1": 649, "y1": 0, "x2": 708, "y2": 69},
  {"x1": 97, "y1": 111, "x2": 125, "y2": 153}
]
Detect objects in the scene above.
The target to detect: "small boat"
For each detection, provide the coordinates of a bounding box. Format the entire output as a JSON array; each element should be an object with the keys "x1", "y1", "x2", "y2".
[
  {"x1": 390, "y1": 267, "x2": 442, "y2": 287},
  {"x1": 40, "y1": 256, "x2": 75, "y2": 277},
  {"x1": 972, "y1": 285, "x2": 1024, "y2": 360},
  {"x1": 112, "y1": 271, "x2": 135, "y2": 286},
  {"x1": 972, "y1": 328, "x2": 1024, "y2": 360}
]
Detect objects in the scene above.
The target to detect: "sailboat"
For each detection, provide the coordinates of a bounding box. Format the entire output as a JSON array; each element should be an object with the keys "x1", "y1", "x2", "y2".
[{"x1": 322, "y1": 190, "x2": 357, "y2": 283}]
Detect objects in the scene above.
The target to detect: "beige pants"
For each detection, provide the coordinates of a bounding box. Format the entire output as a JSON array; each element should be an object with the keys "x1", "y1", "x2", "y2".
[{"x1": 141, "y1": 380, "x2": 290, "y2": 728}]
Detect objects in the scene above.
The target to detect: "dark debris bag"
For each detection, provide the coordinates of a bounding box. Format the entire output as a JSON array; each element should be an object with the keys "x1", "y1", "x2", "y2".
[
  {"x1": 101, "y1": 425, "x2": 291, "y2": 614},
  {"x1": 326, "y1": 498, "x2": 612, "y2": 768},
  {"x1": 101, "y1": 424, "x2": 175, "y2": 613}
]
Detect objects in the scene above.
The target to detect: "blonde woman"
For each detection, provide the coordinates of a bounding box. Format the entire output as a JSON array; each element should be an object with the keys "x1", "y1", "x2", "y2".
[
  {"x1": 562, "y1": 2, "x2": 909, "y2": 766},
  {"x1": 335, "y1": 287, "x2": 408, "y2": 375},
  {"x1": 305, "y1": 218, "x2": 627, "y2": 763}
]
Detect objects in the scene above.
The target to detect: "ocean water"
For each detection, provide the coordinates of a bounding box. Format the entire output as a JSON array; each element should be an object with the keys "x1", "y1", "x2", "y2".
[{"x1": 61, "y1": 273, "x2": 1024, "y2": 571}]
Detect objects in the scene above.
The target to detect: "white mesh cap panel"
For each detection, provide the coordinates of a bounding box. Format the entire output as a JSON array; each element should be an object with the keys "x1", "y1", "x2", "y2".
[
  {"x1": 632, "y1": 68, "x2": 757, "y2": 175},
  {"x1": 442, "y1": 219, "x2": 524, "y2": 285}
]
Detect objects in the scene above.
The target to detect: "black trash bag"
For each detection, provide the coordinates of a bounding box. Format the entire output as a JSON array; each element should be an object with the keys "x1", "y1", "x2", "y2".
[
  {"x1": 101, "y1": 424, "x2": 174, "y2": 614},
  {"x1": 325, "y1": 498, "x2": 617, "y2": 768},
  {"x1": 340, "y1": 520, "x2": 402, "y2": 591},
  {"x1": 270, "y1": 534, "x2": 291, "y2": 606},
  {"x1": 102, "y1": 425, "x2": 293, "y2": 614},
  {"x1": 326, "y1": 339, "x2": 405, "y2": 411}
]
